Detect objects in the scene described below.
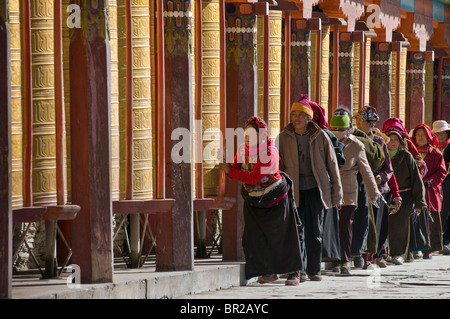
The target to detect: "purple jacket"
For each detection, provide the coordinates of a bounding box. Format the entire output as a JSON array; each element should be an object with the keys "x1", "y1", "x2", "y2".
[{"x1": 373, "y1": 135, "x2": 394, "y2": 194}]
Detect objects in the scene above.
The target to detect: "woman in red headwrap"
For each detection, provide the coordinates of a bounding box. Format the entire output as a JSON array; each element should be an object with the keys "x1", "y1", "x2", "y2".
[
  {"x1": 384, "y1": 128, "x2": 427, "y2": 265},
  {"x1": 382, "y1": 117, "x2": 425, "y2": 177},
  {"x1": 411, "y1": 124, "x2": 447, "y2": 259},
  {"x1": 219, "y1": 116, "x2": 303, "y2": 285}
]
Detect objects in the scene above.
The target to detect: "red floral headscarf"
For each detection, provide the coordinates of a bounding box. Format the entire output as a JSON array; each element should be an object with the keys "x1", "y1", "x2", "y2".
[{"x1": 244, "y1": 116, "x2": 273, "y2": 150}]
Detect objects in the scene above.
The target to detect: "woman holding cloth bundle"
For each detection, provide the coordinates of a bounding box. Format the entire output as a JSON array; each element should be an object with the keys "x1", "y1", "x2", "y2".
[
  {"x1": 383, "y1": 125, "x2": 427, "y2": 265},
  {"x1": 219, "y1": 116, "x2": 303, "y2": 286}
]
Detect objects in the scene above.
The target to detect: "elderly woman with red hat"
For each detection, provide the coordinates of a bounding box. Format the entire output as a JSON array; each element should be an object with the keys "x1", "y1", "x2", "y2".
[
  {"x1": 412, "y1": 124, "x2": 447, "y2": 259},
  {"x1": 219, "y1": 116, "x2": 303, "y2": 285},
  {"x1": 382, "y1": 117, "x2": 425, "y2": 176}
]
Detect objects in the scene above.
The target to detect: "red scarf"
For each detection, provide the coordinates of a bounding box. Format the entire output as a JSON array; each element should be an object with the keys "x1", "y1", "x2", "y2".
[
  {"x1": 438, "y1": 139, "x2": 450, "y2": 151},
  {"x1": 417, "y1": 145, "x2": 428, "y2": 153}
]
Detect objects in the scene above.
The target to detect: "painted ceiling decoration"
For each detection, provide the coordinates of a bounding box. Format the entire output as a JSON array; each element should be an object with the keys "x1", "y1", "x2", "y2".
[
  {"x1": 301, "y1": 0, "x2": 320, "y2": 19},
  {"x1": 379, "y1": 0, "x2": 402, "y2": 42},
  {"x1": 445, "y1": 23, "x2": 450, "y2": 48},
  {"x1": 339, "y1": 0, "x2": 365, "y2": 32},
  {"x1": 413, "y1": 0, "x2": 435, "y2": 51}
]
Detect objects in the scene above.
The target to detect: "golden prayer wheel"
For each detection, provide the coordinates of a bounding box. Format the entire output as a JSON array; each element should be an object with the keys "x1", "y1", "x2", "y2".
[
  {"x1": 257, "y1": 10, "x2": 282, "y2": 139},
  {"x1": 399, "y1": 47, "x2": 407, "y2": 123},
  {"x1": 319, "y1": 25, "x2": 330, "y2": 114},
  {"x1": 110, "y1": 0, "x2": 120, "y2": 202},
  {"x1": 10, "y1": 0, "x2": 23, "y2": 209},
  {"x1": 424, "y1": 60, "x2": 434, "y2": 126},
  {"x1": 201, "y1": 0, "x2": 221, "y2": 197},
  {"x1": 31, "y1": 0, "x2": 57, "y2": 206},
  {"x1": 352, "y1": 41, "x2": 361, "y2": 112},
  {"x1": 267, "y1": 11, "x2": 282, "y2": 140},
  {"x1": 118, "y1": 0, "x2": 153, "y2": 201},
  {"x1": 365, "y1": 38, "x2": 371, "y2": 106},
  {"x1": 62, "y1": 0, "x2": 70, "y2": 202}
]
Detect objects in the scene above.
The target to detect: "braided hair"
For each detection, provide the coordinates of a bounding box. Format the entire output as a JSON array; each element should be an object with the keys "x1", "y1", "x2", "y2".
[{"x1": 243, "y1": 116, "x2": 273, "y2": 152}]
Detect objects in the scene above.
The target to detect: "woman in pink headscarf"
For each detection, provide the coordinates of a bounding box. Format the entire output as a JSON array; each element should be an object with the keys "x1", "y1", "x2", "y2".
[
  {"x1": 220, "y1": 116, "x2": 303, "y2": 285},
  {"x1": 411, "y1": 124, "x2": 447, "y2": 259},
  {"x1": 382, "y1": 118, "x2": 425, "y2": 177}
]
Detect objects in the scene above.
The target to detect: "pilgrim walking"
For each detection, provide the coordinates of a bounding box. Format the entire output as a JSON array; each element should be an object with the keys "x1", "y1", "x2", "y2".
[
  {"x1": 382, "y1": 123, "x2": 427, "y2": 264},
  {"x1": 411, "y1": 124, "x2": 447, "y2": 259},
  {"x1": 219, "y1": 116, "x2": 303, "y2": 285},
  {"x1": 328, "y1": 114, "x2": 381, "y2": 274},
  {"x1": 278, "y1": 96, "x2": 343, "y2": 281}
]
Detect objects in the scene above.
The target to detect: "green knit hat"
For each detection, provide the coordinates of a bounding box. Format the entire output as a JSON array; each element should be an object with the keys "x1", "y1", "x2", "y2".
[{"x1": 330, "y1": 114, "x2": 350, "y2": 130}]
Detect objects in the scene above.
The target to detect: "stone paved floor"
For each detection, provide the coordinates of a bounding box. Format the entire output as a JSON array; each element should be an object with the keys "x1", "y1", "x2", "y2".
[{"x1": 178, "y1": 254, "x2": 450, "y2": 299}]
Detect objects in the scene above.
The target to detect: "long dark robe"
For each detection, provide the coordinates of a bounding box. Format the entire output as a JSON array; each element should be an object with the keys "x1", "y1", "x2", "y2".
[
  {"x1": 241, "y1": 172, "x2": 303, "y2": 280},
  {"x1": 441, "y1": 145, "x2": 450, "y2": 245},
  {"x1": 410, "y1": 207, "x2": 431, "y2": 252},
  {"x1": 351, "y1": 174, "x2": 369, "y2": 256},
  {"x1": 322, "y1": 207, "x2": 341, "y2": 261},
  {"x1": 443, "y1": 177, "x2": 450, "y2": 246},
  {"x1": 321, "y1": 130, "x2": 343, "y2": 261},
  {"x1": 389, "y1": 190, "x2": 413, "y2": 257},
  {"x1": 374, "y1": 192, "x2": 391, "y2": 257}
]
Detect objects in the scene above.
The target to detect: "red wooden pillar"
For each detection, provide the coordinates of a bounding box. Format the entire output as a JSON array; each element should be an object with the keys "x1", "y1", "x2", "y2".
[
  {"x1": 405, "y1": 51, "x2": 426, "y2": 131},
  {"x1": 221, "y1": 2, "x2": 258, "y2": 261},
  {"x1": 315, "y1": 26, "x2": 322, "y2": 104},
  {"x1": 359, "y1": 31, "x2": 366, "y2": 112},
  {"x1": 263, "y1": 10, "x2": 269, "y2": 124},
  {"x1": 280, "y1": 10, "x2": 291, "y2": 129},
  {"x1": 369, "y1": 42, "x2": 392, "y2": 127},
  {"x1": 45, "y1": 0, "x2": 63, "y2": 279},
  {"x1": 217, "y1": 0, "x2": 226, "y2": 200},
  {"x1": 69, "y1": 1, "x2": 113, "y2": 283},
  {"x1": 282, "y1": 11, "x2": 291, "y2": 128},
  {"x1": 439, "y1": 59, "x2": 450, "y2": 122},
  {"x1": 434, "y1": 57, "x2": 443, "y2": 122},
  {"x1": 195, "y1": 0, "x2": 203, "y2": 201},
  {"x1": 23, "y1": 0, "x2": 32, "y2": 207},
  {"x1": 330, "y1": 25, "x2": 339, "y2": 116},
  {"x1": 369, "y1": 41, "x2": 402, "y2": 127},
  {"x1": 289, "y1": 18, "x2": 321, "y2": 103},
  {"x1": 338, "y1": 32, "x2": 354, "y2": 111},
  {"x1": 290, "y1": 19, "x2": 311, "y2": 102},
  {"x1": 156, "y1": 0, "x2": 194, "y2": 271},
  {"x1": 394, "y1": 41, "x2": 401, "y2": 118},
  {"x1": 0, "y1": 1, "x2": 12, "y2": 298}
]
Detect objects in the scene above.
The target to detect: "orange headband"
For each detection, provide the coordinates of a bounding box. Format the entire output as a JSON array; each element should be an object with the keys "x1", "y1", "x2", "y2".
[{"x1": 290, "y1": 102, "x2": 314, "y2": 118}]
